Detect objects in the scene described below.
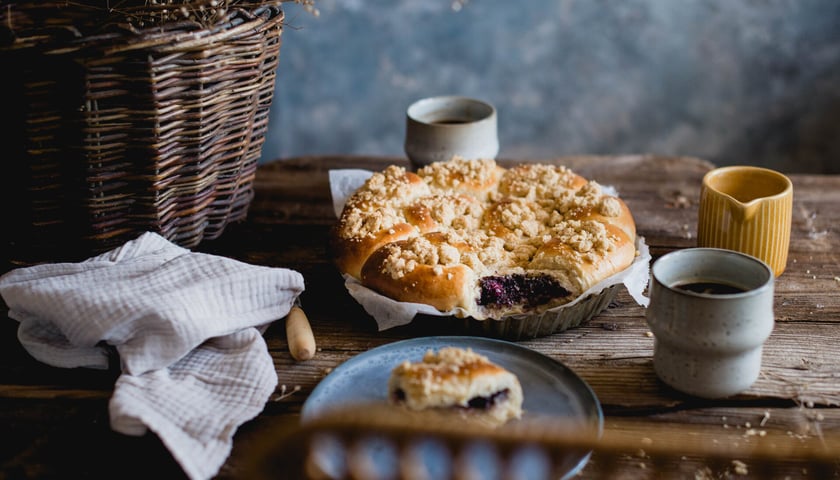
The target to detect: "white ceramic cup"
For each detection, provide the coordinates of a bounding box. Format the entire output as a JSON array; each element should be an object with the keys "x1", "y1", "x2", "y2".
[
  {"x1": 645, "y1": 248, "x2": 775, "y2": 399},
  {"x1": 404, "y1": 95, "x2": 499, "y2": 168}
]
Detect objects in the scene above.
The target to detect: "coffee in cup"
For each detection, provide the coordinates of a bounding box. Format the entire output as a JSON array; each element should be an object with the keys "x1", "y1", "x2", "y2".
[
  {"x1": 645, "y1": 248, "x2": 775, "y2": 399},
  {"x1": 404, "y1": 96, "x2": 499, "y2": 169}
]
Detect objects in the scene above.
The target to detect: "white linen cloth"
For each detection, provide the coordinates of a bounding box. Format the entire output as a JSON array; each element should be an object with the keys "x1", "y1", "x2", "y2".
[{"x1": 0, "y1": 232, "x2": 305, "y2": 480}]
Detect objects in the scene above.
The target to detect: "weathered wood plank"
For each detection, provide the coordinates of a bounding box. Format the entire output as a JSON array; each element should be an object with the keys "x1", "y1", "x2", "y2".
[{"x1": 2, "y1": 155, "x2": 839, "y2": 479}]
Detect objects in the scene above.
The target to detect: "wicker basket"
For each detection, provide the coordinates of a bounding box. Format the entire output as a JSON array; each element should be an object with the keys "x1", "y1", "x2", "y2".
[{"x1": 0, "y1": 1, "x2": 286, "y2": 267}]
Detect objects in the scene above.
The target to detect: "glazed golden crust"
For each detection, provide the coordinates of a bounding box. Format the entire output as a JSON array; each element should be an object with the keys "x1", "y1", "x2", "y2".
[
  {"x1": 333, "y1": 222, "x2": 415, "y2": 280},
  {"x1": 332, "y1": 166, "x2": 430, "y2": 278},
  {"x1": 333, "y1": 157, "x2": 637, "y2": 318},
  {"x1": 360, "y1": 232, "x2": 476, "y2": 312},
  {"x1": 529, "y1": 222, "x2": 636, "y2": 294}
]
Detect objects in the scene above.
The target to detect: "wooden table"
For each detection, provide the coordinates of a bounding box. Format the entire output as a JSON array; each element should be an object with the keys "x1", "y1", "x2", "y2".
[{"x1": 2, "y1": 155, "x2": 839, "y2": 479}]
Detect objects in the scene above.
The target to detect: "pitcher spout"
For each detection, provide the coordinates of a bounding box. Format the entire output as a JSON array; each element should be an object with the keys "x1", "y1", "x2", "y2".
[{"x1": 729, "y1": 197, "x2": 762, "y2": 222}]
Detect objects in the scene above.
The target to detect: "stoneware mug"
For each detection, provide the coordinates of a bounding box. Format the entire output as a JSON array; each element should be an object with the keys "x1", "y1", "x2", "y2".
[
  {"x1": 404, "y1": 95, "x2": 499, "y2": 168},
  {"x1": 645, "y1": 248, "x2": 775, "y2": 399},
  {"x1": 697, "y1": 165, "x2": 793, "y2": 277}
]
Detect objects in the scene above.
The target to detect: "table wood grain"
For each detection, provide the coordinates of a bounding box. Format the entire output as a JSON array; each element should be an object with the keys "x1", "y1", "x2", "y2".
[{"x1": 2, "y1": 155, "x2": 839, "y2": 479}]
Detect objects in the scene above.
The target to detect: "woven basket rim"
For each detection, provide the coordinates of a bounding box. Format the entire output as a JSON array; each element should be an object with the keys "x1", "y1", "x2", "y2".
[{"x1": 0, "y1": 1, "x2": 287, "y2": 54}]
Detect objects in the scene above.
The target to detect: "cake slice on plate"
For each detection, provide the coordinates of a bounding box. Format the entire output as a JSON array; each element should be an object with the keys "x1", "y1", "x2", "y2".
[{"x1": 388, "y1": 346, "x2": 523, "y2": 427}]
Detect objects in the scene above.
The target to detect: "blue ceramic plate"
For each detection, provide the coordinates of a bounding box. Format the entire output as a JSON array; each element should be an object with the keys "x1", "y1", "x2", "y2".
[{"x1": 302, "y1": 336, "x2": 603, "y2": 479}]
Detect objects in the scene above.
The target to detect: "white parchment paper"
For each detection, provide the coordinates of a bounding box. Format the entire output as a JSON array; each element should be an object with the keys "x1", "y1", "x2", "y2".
[{"x1": 329, "y1": 169, "x2": 651, "y2": 330}]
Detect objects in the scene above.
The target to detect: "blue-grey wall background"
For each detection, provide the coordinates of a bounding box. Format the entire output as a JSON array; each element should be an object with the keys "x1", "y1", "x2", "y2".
[{"x1": 261, "y1": 0, "x2": 840, "y2": 173}]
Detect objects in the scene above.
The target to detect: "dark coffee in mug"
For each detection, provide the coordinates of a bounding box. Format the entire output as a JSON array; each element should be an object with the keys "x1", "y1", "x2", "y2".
[
  {"x1": 674, "y1": 281, "x2": 747, "y2": 295},
  {"x1": 647, "y1": 248, "x2": 775, "y2": 398},
  {"x1": 432, "y1": 118, "x2": 470, "y2": 125}
]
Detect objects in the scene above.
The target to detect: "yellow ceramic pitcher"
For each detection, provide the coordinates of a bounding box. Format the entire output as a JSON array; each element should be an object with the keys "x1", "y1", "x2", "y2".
[{"x1": 697, "y1": 166, "x2": 793, "y2": 277}]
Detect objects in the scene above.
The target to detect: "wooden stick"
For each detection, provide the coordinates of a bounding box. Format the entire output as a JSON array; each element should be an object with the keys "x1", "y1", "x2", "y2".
[{"x1": 286, "y1": 305, "x2": 315, "y2": 361}]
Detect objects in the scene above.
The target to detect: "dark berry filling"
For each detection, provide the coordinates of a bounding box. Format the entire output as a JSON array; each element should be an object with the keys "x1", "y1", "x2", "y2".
[
  {"x1": 464, "y1": 388, "x2": 510, "y2": 410},
  {"x1": 478, "y1": 274, "x2": 570, "y2": 309},
  {"x1": 394, "y1": 387, "x2": 509, "y2": 410}
]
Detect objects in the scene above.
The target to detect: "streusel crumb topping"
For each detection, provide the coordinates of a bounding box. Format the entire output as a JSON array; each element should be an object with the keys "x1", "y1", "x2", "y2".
[
  {"x1": 343, "y1": 159, "x2": 623, "y2": 275},
  {"x1": 380, "y1": 234, "x2": 463, "y2": 279},
  {"x1": 492, "y1": 198, "x2": 548, "y2": 238},
  {"x1": 553, "y1": 181, "x2": 605, "y2": 214},
  {"x1": 497, "y1": 164, "x2": 578, "y2": 200},
  {"x1": 550, "y1": 220, "x2": 614, "y2": 256},
  {"x1": 418, "y1": 156, "x2": 498, "y2": 191},
  {"x1": 391, "y1": 347, "x2": 497, "y2": 380},
  {"x1": 338, "y1": 207, "x2": 405, "y2": 239},
  {"x1": 348, "y1": 165, "x2": 430, "y2": 211},
  {"x1": 599, "y1": 196, "x2": 622, "y2": 217},
  {"x1": 411, "y1": 194, "x2": 484, "y2": 230}
]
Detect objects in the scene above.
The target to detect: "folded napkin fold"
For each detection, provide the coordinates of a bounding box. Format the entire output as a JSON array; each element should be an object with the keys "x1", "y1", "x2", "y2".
[{"x1": 0, "y1": 232, "x2": 305, "y2": 480}]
